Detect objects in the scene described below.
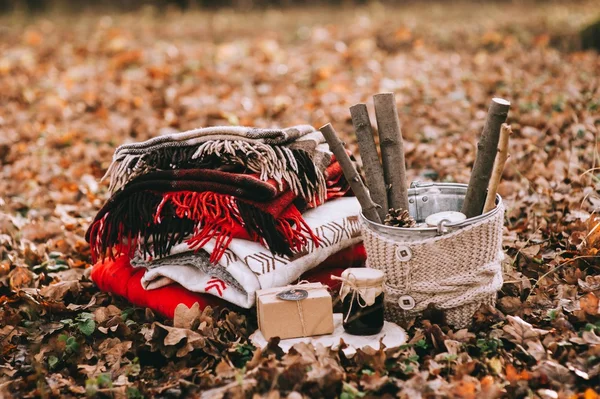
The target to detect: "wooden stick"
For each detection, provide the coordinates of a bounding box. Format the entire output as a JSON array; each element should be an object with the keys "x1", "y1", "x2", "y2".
[
  {"x1": 373, "y1": 92, "x2": 409, "y2": 211},
  {"x1": 483, "y1": 123, "x2": 512, "y2": 213},
  {"x1": 350, "y1": 103, "x2": 388, "y2": 220},
  {"x1": 461, "y1": 98, "x2": 510, "y2": 218},
  {"x1": 320, "y1": 123, "x2": 381, "y2": 223}
]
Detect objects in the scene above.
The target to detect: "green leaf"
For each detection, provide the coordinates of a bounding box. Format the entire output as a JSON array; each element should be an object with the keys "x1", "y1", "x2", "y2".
[
  {"x1": 415, "y1": 339, "x2": 428, "y2": 350},
  {"x1": 77, "y1": 312, "x2": 94, "y2": 322},
  {"x1": 85, "y1": 379, "x2": 98, "y2": 397},
  {"x1": 65, "y1": 336, "x2": 79, "y2": 353},
  {"x1": 121, "y1": 308, "x2": 135, "y2": 321},
  {"x1": 48, "y1": 355, "x2": 59, "y2": 370},
  {"x1": 407, "y1": 355, "x2": 420, "y2": 363},
  {"x1": 78, "y1": 319, "x2": 96, "y2": 336},
  {"x1": 96, "y1": 373, "x2": 113, "y2": 388},
  {"x1": 341, "y1": 382, "x2": 365, "y2": 399},
  {"x1": 126, "y1": 387, "x2": 144, "y2": 399}
]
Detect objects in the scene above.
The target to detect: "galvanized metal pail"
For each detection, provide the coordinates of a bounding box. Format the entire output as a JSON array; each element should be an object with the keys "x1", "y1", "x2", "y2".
[
  {"x1": 360, "y1": 181, "x2": 505, "y2": 328},
  {"x1": 360, "y1": 181, "x2": 503, "y2": 241}
]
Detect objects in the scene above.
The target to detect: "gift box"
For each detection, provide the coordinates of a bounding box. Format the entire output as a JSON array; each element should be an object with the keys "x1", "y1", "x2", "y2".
[{"x1": 256, "y1": 283, "x2": 334, "y2": 340}]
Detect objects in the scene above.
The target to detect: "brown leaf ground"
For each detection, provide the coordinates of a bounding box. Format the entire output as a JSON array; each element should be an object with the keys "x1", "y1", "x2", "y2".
[{"x1": 1, "y1": 2, "x2": 600, "y2": 398}]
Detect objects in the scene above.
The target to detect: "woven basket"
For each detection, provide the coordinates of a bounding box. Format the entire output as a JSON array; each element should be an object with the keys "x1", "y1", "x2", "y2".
[{"x1": 360, "y1": 183, "x2": 505, "y2": 328}]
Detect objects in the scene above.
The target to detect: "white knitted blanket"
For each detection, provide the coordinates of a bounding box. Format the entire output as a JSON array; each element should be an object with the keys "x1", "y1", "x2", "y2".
[{"x1": 132, "y1": 197, "x2": 362, "y2": 308}]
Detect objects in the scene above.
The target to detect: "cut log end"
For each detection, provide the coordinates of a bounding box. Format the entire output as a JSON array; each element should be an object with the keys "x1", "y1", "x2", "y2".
[
  {"x1": 492, "y1": 97, "x2": 511, "y2": 107},
  {"x1": 373, "y1": 92, "x2": 394, "y2": 100}
]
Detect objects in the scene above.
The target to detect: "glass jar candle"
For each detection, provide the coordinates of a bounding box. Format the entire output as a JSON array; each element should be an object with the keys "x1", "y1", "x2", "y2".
[{"x1": 339, "y1": 268, "x2": 385, "y2": 335}]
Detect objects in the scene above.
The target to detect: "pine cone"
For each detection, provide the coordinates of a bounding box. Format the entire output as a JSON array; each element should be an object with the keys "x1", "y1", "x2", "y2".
[{"x1": 384, "y1": 208, "x2": 416, "y2": 228}]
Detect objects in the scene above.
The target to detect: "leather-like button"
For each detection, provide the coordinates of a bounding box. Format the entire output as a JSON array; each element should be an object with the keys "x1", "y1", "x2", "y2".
[
  {"x1": 398, "y1": 295, "x2": 416, "y2": 310},
  {"x1": 395, "y1": 245, "x2": 412, "y2": 261}
]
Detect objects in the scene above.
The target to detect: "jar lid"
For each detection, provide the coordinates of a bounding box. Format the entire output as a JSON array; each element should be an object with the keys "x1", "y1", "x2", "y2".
[{"x1": 341, "y1": 268, "x2": 384, "y2": 286}]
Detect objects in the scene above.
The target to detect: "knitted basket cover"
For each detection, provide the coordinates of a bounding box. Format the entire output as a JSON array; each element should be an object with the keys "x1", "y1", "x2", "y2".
[{"x1": 361, "y1": 204, "x2": 505, "y2": 329}]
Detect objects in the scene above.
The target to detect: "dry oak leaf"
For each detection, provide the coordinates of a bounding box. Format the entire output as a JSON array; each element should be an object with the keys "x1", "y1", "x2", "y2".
[
  {"x1": 571, "y1": 330, "x2": 600, "y2": 346},
  {"x1": 215, "y1": 359, "x2": 236, "y2": 379},
  {"x1": 174, "y1": 302, "x2": 201, "y2": 329},
  {"x1": 534, "y1": 360, "x2": 575, "y2": 386},
  {"x1": 502, "y1": 315, "x2": 549, "y2": 345},
  {"x1": 360, "y1": 372, "x2": 389, "y2": 391},
  {"x1": 40, "y1": 280, "x2": 80, "y2": 301},
  {"x1": 579, "y1": 292, "x2": 599, "y2": 316},
  {"x1": 479, "y1": 375, "x2": 504, "y2": 399},
  {"x1": 582, "y1": 389, "x2": 599, "y2": 399},
  {"x1": 98, "y1": 338, "x2": 133, "y2": 371},
  {"x1": 144, "y1": 322, "x2": 206, "y2": 357},
  {"x1": 8, "y1": 266, "x2": 34, "y2": 290},
  {"x1": 449, "y1": 376, "x2": 479, "y2": 399},
  {"x1": 94, "y1": 305, "x2": 122, "y2": 324},
  {"x1": 505, "y1": 364, "x2": 531, "y2": 383}
]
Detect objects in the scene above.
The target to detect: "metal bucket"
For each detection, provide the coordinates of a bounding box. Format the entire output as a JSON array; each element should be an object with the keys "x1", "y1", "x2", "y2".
[
  {"x1": 360, "y1": 181, "x2": 503, "y2": 242},
  {"x1": 359, "y1": 181, "x2": 505, "y2": 328}
]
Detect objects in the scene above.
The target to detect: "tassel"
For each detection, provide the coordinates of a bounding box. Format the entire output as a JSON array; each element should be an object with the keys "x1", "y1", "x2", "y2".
[
  {"x1": 236, "y1": 200, "x2": 294, "y2": 257},
  {"x1": 90, "y1": 188, "x2": 322, "y2": 263},
  {"x1": 159, "y1": 192, "x2": 244, "y2": 263}
]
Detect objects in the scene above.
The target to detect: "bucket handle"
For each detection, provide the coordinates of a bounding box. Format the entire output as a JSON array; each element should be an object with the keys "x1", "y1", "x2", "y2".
[{"x1": 437, "y1": 219, "x2": 451, "y2": 235}]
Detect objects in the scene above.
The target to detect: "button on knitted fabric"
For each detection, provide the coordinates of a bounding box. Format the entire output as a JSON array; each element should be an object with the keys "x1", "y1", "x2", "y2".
[{"x1": 361, "y1": 204, "x2": 505, "y2": 328}]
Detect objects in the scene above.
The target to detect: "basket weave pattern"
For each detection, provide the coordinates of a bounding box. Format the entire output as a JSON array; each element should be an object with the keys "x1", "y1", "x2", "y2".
[{"x1": 361, "y1": 205, "x2": 505, "y2": 328}]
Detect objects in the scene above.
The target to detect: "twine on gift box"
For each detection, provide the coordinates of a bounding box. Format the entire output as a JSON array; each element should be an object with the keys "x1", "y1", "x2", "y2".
[
  {"x1": 331, "y1": 273, "x2": 369, "y2": 323},
  {"x1": 276, "y1": 280, "x2": 315, "y2": 337}
]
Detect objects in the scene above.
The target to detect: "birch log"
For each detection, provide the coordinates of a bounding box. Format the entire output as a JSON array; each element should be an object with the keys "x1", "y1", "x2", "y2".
[
  {"x1": 483, "y1": 123, "x2": 512, "y2": 213},
  {"x1": 461, "y1": 98, "x2": 510, "y2": 218},
  {"x1": 373, "y1": 93, "x2": 409, "y2": 211},
  {"x1": 320, "y1": 123, "x2": 381, "y2": 223},
  {"x1": 350, "y1": 103, "x2": 388, "y2": 220}
]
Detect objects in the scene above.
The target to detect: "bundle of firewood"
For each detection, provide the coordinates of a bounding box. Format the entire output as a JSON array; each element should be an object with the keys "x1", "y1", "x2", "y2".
[{"x1": 320, "y1": 93, "x2": 511, "y2": 226}]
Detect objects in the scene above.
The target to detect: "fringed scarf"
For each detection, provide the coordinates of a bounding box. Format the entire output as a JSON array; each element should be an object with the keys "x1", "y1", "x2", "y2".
[
  {"x1": 103, "y1": 125, "x2": 331, "y2": 203},
  {"x1": 87, "y1": 190, "x2": 316, "y2": 264},
  {"x1": 86, "y1": 158, "x2": 351, "y2": 264}
]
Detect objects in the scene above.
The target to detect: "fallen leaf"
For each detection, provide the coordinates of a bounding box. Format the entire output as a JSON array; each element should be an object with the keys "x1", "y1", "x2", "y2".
[
  {"x1": 503, "y1": 316, "x2": 549, "y2": 345},
  {"x1": 579, "y1": 293, "x2": 599, "y2": 315},
  {"x1": 174, "y1": 302, "x2": 201, "y2": 329},
  {"x1": 40, "y1": 280, "x2": 80, "y2": 301}
]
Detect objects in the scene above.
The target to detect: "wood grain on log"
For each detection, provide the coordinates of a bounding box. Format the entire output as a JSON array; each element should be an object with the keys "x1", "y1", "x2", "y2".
[
  {"x1": 483, "y1": 123, "x2": 512, "y2": 213},
  {"x1": 461, "y1": 98, "x2": 510, "y2": 218},
  {"x1": 373, "y1": 92, "x2": 409, "y2": 212},
  {"x1": 350, "y1": 103, "x2": 388, "y2": 220},
  {"x1": 320, "y1": 123, "x2": 381, "y2": 223}
]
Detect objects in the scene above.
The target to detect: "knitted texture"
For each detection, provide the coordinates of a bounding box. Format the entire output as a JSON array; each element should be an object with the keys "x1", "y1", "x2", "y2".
[{"x1": 361, "y1": 204, "x2": 505, "y2": 328}]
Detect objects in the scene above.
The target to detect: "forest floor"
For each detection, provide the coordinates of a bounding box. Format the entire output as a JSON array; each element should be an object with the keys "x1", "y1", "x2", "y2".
[{"x1": 1, "y1": 1, "x2": 600, "y2": 398}]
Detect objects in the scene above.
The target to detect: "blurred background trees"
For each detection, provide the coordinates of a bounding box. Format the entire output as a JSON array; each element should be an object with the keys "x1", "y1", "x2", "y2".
[
  {"x1": 1, "y1": 0, "x2": 375, "y2": 14},
  {"x1": 0, "y1": 0, "x2": 586, "y2": 14},
  {"x1": 2, "y1": 0, "x2": 595, "y2": 50}
]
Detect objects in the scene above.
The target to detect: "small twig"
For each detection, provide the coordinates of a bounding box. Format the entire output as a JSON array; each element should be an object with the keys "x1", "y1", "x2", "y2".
[
  {"x1": 526, "y1": 255, "x2": 598, "y2": 301},
  {"x1": 320, "y1": 123, "x2": 381, "y2": 223},
  {"x1": 483, "y1": 123, "x2": 512, "y2": 213}
]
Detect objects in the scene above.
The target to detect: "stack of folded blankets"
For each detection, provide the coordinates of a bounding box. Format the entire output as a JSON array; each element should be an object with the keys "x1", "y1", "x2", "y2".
[{"x1": 86, "y1": 125, "x2": 366, "y2": 317}]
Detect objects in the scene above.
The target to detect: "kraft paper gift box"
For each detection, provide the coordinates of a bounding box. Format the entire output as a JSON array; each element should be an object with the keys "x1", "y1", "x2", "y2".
[{"x1": 256, "y1": 283, "x2": 334, "y2": 340}]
